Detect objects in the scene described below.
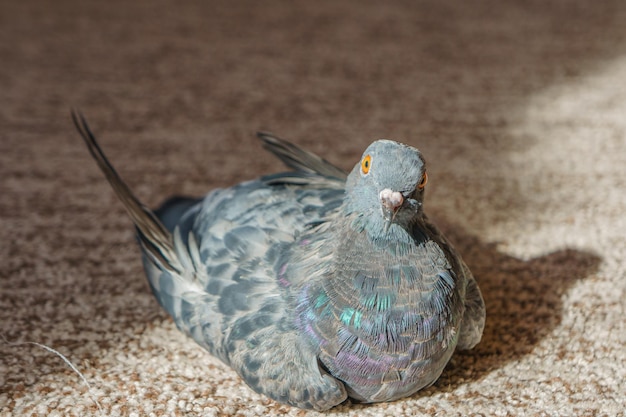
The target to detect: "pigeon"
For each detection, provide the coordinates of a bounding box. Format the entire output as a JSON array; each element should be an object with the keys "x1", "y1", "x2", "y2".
[{"x1": 73, "y1": 112, "x2": 485, "y2": 411}]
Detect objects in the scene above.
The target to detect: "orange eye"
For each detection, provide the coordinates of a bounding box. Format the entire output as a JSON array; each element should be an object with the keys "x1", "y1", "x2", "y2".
[
  {"x1": 361, "y1": 154, "x2": 372, "y2": 175},
  {"x1": 418, "y1": 172, "x2": 428, "y2": 189}
]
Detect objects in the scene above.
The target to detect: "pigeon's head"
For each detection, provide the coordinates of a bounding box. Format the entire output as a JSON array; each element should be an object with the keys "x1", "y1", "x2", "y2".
[{"x1": 345, "y1": 140, "x2": 427, "y2": 234}]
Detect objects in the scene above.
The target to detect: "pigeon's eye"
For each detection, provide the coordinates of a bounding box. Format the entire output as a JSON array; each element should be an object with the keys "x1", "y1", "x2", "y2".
[
  {"x1": 361, "y1": 155, "x2": 372, "y2": 175},
  {"x1": 418, "y1": 172, "x2": 428, "y2": 189}
]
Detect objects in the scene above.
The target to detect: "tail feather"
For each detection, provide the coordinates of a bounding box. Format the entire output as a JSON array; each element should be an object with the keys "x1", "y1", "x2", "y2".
[
  {"x1": 72, "y1": 110, "x2": 183, "y2": 275},
  {"x1": 257, "y1": 132, "x2": 347, "y2": 180}
]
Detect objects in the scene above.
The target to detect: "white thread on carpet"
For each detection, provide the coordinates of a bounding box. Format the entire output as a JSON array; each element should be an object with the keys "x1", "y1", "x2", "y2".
[{"x1": 1, "y1": 334, "x2": 104, "y2": 415}]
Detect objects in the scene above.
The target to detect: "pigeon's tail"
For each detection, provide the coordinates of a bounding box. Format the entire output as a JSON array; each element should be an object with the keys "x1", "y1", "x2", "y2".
[{"x1": 72, "y1": 110, "x2": 184, "y2": 275}]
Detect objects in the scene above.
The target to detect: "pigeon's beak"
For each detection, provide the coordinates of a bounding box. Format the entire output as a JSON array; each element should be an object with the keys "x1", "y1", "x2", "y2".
[{"x1": 379, "y1": 188, "x2": 404, "y2": 229}]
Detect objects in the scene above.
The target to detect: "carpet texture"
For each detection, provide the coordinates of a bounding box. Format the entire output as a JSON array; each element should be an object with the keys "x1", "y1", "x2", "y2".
[{"x1": 1, "y1": 1, "x2": 625, "y2": 416}]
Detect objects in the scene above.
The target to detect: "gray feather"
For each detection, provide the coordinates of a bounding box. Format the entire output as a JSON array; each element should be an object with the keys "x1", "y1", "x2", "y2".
[
  {"x1": 72, "y1": 111, "x2": 182, "y2": 275},
  {"x1": 258, "y1": 132, "x2": 347, "y2": 180}
]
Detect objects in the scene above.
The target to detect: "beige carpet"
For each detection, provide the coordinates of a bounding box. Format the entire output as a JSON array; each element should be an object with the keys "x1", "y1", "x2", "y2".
[{"x1": 1, "y1": 1, "x2": 625, "y2": 415}]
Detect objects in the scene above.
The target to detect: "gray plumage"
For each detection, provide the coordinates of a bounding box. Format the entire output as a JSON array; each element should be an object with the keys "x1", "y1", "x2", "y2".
[{"x1": 73, "y1": 112, "x2": 485, "y2": 411}]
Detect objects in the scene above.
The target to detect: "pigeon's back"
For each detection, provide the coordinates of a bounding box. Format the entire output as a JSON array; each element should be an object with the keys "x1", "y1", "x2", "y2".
[
  {"x1": 75, "y1": 112, "x2": 350, "y2": 409},
  {"x1": 144, "y1": 178, "x2": 345, "y2": 361}
]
